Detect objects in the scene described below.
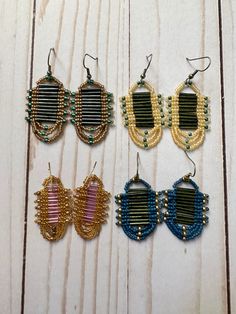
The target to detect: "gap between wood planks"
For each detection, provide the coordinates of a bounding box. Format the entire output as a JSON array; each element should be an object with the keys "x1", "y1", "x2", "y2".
[
  {"x1": 218, "y1": 0, "x2": 231, "y2": 313},
  {"x1": 21, "y1": 1, "x2": 36, "y2": 313}
]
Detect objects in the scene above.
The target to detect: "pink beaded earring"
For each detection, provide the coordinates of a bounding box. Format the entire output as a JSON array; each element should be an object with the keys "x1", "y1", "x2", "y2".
[
  {"x1": 73, "y1": 162, "x2": 110, "y2": 240},
  {"x1": 34, "y1": 163, "x2": 72, "y2": 241}
]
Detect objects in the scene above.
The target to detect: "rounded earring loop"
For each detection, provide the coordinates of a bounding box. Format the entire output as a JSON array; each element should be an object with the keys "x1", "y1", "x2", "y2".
[
  {"x1": 140, "y1": 53, "x2": 153, "y2": 82},
  {"x1": 83, "y1": 53, "x2": 98, "y2": 80},
  {"x1": 185, "y1": 56, "x2": 211, "y2": 85},
  {"x1": 183, "y1": 150, "x2": 196, "y2": 180},
  {"x1": 47, "y1": 48, "x2": 55, "y2": 75}
]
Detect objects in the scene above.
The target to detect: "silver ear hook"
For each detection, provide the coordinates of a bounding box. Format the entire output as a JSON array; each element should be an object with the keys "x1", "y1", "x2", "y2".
[
  {"x1": 48, "y1": 162, "x2": 52, "y2": 176},
  {"x1": 47, "y1": 48, "x2": 55, "y2": 75},
  {"x1": 84, "y1": 161, "x2": 97, "y2": 184},
  {"x1": 183, "y1": 151, "x2": 196, "y2": 181},
  {"x1": 90, "y1": 161, "x2": 97, "y2": 176},
  {"x1": 133, "y1": 152, "x2": 140, "y2": 181},
  {"x1": 185, "y1": 56, "x2": 211, "y2": 85},
  {"x1": 83, "y1": 53, "x2": 98, "y2": 80},
  {"x1": 140, "y1": 54, "x2": 153, "y2": 82}
]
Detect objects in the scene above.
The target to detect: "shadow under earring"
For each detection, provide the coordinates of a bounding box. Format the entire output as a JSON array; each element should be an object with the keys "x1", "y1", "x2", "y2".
[
  {"x1": 167, "y1": 56, "x2": 211, "y2": 151},
  {"x1": 160, "y1": 152, "x2": 209, "y2": 241},
  {"x1": 71, "y1": 54, "x2": 113, "y2": 145},
  {"x1": 73, "y1": 162, "x2": 110, "y2": 240},
  {"x1": 25, "y1": 48, "x2": 69, "y2": 143},
  {"x1": 34, "y1": 163, "x2": 72, "y2": 241},
  {"x1": 120, "y1": 54, "x2": 164, "y2": 149},
  {"x1": 115, "y1": 153, "x2": 162, "y2": 241}
]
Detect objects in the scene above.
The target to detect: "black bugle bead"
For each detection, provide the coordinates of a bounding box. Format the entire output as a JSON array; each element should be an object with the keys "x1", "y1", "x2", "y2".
[
  {"x1": 81, "y1": 88, "x2": 101, "y2": 92},
  {"x1": 81, "y1": 121, "x2": 102, "y2": 125},
  {"x1": 136, "y1": 123, "x2": 154, "y2": 127},
  {"x1": 129, "y1": 222, "x2": 150, "y2": 225},
  {"x1": 179, "y1": 93, "x2": 197, "y2": 98}
]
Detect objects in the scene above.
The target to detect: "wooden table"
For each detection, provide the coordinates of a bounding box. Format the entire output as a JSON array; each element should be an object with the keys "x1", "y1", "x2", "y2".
[{"x1": 0, "y1": 0, "x2": 234, "y2": 313}]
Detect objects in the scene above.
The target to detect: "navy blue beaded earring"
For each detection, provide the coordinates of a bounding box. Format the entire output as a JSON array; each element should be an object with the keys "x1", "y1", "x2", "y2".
[
  {"x1": 159, "y1": 151, "x2": 209, "y2": 241},
  {"x1": 115, "y1": 153, "x2": 162, "y2": 241}
]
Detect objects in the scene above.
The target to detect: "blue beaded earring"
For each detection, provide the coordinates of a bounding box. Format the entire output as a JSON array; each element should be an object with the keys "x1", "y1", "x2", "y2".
[
  {"x1": 115, "y1": 153, "x2": 162, "y2": 241},
  {"x1": 159, "y1": 151, "x2": 209, "y2": 241}
]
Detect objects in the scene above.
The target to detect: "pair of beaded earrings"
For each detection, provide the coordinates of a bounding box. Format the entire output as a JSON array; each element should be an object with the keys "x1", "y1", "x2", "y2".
[
  {"x1": 34, "y1": 163, "x2": 110, "y2": 241},
  {"x1": 121, "y1": 54, "x2": 211, "y2": 151},
  {"x1": 25, "y1": 49, "x2": 113, "y2": 144},
  {"x1": 115, "y1": 153, "x2": 209, "y2": 241}
]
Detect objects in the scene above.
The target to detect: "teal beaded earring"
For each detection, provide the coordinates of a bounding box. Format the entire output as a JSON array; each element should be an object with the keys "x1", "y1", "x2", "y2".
[
  {"x1": 159, "y1": 151, "x2": 209, "y2": 241},
  {"x1": 115, "y1": 153, "x2": 162, "y2": 241},
  {"x1": 25, "y1": 48, "x2": 69, "y2": 143}
]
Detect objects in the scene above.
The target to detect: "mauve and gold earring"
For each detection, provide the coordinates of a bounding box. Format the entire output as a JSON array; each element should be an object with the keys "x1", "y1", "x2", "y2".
[
  {"x1": 73, "y1": 162, "x2": 111, "y2": 240},
  {"x1": 34, "y1": 163, "x2": 72, "y2": 241}
]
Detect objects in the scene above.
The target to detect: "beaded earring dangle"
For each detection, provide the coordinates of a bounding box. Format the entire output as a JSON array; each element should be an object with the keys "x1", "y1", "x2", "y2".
[
  {"x1": 159, "y1": 152, "x2": 209, "y2": 241},
  {"x1": 25, "y1": 48, "x2": 70, "y2": 143},
  {"x1": 34, "y1": 163, "x2": 72, "y2": 241},
  {"x1": 120, "y1": 54, "x2": 164, "y2": 149},
  {"x1": 167, "y1": 56, "x2": 211, "y2": 151},
  {"x1": 71, "y1": 54, "x2": 113, "y2": 145},
  {"x1": 73, "y1": 162, "x2": 111, "y2": 240},
  {"x1": 115, "y1": 153, "x2": 162, "y2": 241}
]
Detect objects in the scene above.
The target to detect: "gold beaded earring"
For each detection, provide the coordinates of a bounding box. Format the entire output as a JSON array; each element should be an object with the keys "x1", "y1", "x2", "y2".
[
  {"x1": 120, "y1": 54, "x2": 164, "y2": 149},
  {"x1": 73, "y1": 162, "x2": 110, "y2": 240},
  {"x1": 25, "y1": 48, "x2": 70, "y2": 143},
  {"x1": 71, "y1": 54, "x2": 113, "y2": 145},
  {"x1": 34, "y1": 163, "x2": 72, "y2": 241},
  {"x1": 167, "y1": 56, "x2": 211, "y2": 151}
]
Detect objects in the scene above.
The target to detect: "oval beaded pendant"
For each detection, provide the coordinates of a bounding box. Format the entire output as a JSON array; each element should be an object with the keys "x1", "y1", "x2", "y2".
[
  {"x1": 121, "y1": 81, "x2": 164, "y2": 149},
  {"x1": 115, "y1": 178, "x2": 161, "y2": 241},
  {"x1": 34, "y1": 175, "x2": 71, "y2": 241},
  {"x1": 71, "y1": 79, "x2": 113, "y2": 145},
  {"x1": 167, "y1": 82, "x2": 210, "y2": 151},
  {"x1": 161, "y1": 177, "x2": 209, "y2": 241},
  {"x1": 25, "y1": 74, "x2": 69, "y2": 143},
  {"x1": 73, "y1": 174, "x2": 110, "y2": 240}
]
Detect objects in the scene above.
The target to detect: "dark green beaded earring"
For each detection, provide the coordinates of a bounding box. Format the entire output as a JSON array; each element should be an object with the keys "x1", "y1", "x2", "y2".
[
  {"x1": 167, "y1": 56, "x2": 211, "y2": 151},
  {"x1": 25, "y1": 48, "x2": 70, "y2": 143},
  {"x1": 71, "y1": 54, "x2": 113, "y2": 145}
]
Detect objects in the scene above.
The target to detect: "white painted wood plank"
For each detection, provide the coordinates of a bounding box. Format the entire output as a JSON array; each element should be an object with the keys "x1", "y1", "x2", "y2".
[
  {"x1": 129, "y1": 0, "x2": 226, "y2": 314},
  {"x1": 222, "y1": 0, "x2": 236, "y2": 312},
  {"x1": 24, "y1": 0, "x2": 130, "y2": 314},
  {"x1": 23, "y1": 1, "x2": 228, "y2": 314},
  {"x1": 0, "y1": 0, "x2": 33, "y2": 313}
]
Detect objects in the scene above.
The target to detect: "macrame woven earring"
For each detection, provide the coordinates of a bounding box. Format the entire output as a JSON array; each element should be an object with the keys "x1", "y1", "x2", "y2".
[
  {"x1": 73, "y1": 163, "x2": 110, "y2": 239},
  {"x1": 25, "y1": 48, "x2": 69, "y2": 143},
  {"x1": 34, "y1": 163, "x2": 71, "y2": 241},
  {"x1": 160, "y1": 153, "x2": 209, "y2": 240},
  {"x1": 167, "y1": 56, "x2": 211, "y2": 151},
  {"x1": 120, "y1": 54, "x2": 164, "y2": 149},
  {"x1": 71, "y1": 54, "x2": 113, "y2": 145},
  {"x1": 115, "y1": 153, "x2": 162, "y2": 241}
]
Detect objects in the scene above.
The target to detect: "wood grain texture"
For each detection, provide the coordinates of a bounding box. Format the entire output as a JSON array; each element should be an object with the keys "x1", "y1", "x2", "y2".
[
  {"x1": 0, "y1": 0, "x2": 233, "y2": 313},
  {"x1": 222, "y1": 0, "x2": 236, "y2": 313},
  {"x1": 0, "y1": 1, "x2": 33, "y2": 313}
]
